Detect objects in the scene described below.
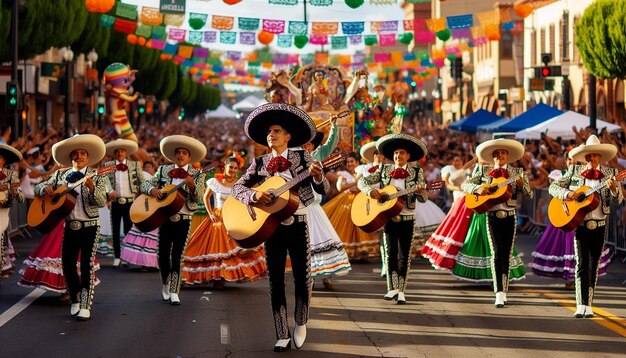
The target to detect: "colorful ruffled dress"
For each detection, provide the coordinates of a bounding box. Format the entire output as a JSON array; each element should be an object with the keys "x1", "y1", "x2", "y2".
[{"x1": 182, "y1": 178, "x2": 267, "y2": 284}]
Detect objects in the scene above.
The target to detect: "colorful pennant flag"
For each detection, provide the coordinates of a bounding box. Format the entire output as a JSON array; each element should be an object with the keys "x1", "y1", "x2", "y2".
[
  {"x1": 342, "y1": 22, "x2": 365, "y2": 35},
  {"x1": 238, "y1": 18, "x2": 260, "y2": 31},
  {"x1": 262, "y1": 19, "x2": 286, "y2": 34}
]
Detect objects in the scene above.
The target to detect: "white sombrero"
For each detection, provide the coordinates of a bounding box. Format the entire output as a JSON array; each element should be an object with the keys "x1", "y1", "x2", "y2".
[
  {"x1": 568, "y1": 135, "x2": 617, "y2": 164},
  {"x1": 160, "y1": 135, "x2": 206, "y2": 164},
  {"x1": 360, "y1": 141, "x2": 377, "y2": 163},
  {"x1": 476, "y1": 138, "x2": 524, "y2": 164},
  {"x1": 0, "y1": 144, "x2": 23, "y2": 165},
  {"x1": 376, "y1": 133, "x2": 427, "y2": 162},
  {"x1": 52, "y1": 134, "x2": 106, "y2": 167},
  {"x1": 105, "y1": 138, "x2": 138, "y2": 157}
]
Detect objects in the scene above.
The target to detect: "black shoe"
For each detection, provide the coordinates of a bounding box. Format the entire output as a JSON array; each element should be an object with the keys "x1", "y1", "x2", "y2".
[{"x1": 273, "y1": 339, "x2": 291, "y2": 352}]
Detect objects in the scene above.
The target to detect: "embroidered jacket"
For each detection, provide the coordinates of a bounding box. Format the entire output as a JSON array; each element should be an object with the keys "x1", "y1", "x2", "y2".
[
  {"x1": 231, "y1": 149, "x2": 330, "y2": 206},
  {"x1": 549, "y1": 164, "x2": 623, "y2": 215},
  {"x1": 0, "y1": 168, "x2": 24, "y2": 206},
  {"x1": 34, "y1": 167, "x2": 109, "y2": 218},
  {"x1": 104, "y1": 160, "x2": 143, "y2": 194},
  {"x1": 140, "y1": 164, "x2": 205, "y2": 212},
  {"x1": 461, "y1": 165, "x2": 533, "y2": 209},
  {"x1": 357, "y1": 164, "x2": 428, "y2": 209}
]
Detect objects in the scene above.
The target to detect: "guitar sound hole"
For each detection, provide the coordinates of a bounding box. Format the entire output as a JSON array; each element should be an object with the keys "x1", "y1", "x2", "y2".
[
  {"x1": 51, "y1": 195, "x2": 60, "y2": 205},
  {"x1": 487, "y1": 187, "x2": 497, "y2": 194},
  {"x1": 576, "y1": 195, "x2": 586, "y2": 203},
  {"x1": 378, "y1": 194, "x2": 389, "y2": 203}
]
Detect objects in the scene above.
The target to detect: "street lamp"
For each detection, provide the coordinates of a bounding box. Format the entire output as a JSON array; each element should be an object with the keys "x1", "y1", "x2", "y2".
[{"x1": 61, "y1": 46, "x2": 74, "y2": 137}]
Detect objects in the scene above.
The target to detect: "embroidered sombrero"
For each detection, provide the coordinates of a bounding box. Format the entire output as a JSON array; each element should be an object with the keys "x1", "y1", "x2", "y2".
[
  {"x1": 476, "y1": 138, "x2": 524, "y2": 164},
  {"x1": 359, "y1": 141, "x2": 377, "y2": 163},
  {"x1": 376, "y1": 133, "x2": 427, "y2": 162},
  {"x1": 568, "y1": 135, "x2": 617, "y2": 164},
  {"x1": 311, "y1": 131, "x2": 325, "y2": 150},
  {"x1": 160, "y1": 135, "x2": 207, "y2": 164},
  {"x1": 0, "y1": 144, "x2": 22, "y2": 165},
  {"x1": 105, "y1": 138, "x2": 138, "y2": 157},
  {"x1": 245, "y1": 103, "x2": 316, "y2": 147},
  {"x1": 52, "y1": 134, "x2": 106, "y2": 167}
]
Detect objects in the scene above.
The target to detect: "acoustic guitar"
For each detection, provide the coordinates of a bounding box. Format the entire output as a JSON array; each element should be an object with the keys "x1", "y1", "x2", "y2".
[
  {"x1": 130, "y1": 163, "x2": 218, "y2": 233},
  {"x1": 222, "y1": 151, "x2": 346, "y2": 248},
  {"x1": 27, "y1": 166, "x2": 116, "y2": 234},
  {"x1": 464, "y1": 174, "x2": 520, "y2": 214},
  {"x1": 548, "y1": 169, "x2": 626, "y2": 232},
  {"x1": 351, "y1": 181, "x2": 445, "y2": 233}
]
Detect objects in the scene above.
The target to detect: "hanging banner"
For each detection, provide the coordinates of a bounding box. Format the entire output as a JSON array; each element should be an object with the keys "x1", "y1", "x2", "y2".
[
  {"x1": 204, "y1": 31, "x2": 218, "y2": 43},
  {"x1": 341, "y1": 22, "x2": 364, "y2": 35},
  {"x1": 312, "y1": 22, "x2": 339, "y2": 35},
  {"x1": 140, "y1": 7, "x2": 163, "y2": 26},
  {"x1": 348, "y1": 35, "x2": 362, "y2": 45},
  {"x1": 135, "y1": 24, "x2": 153, "y2": 38},
  {"x1": 447, "y1": 14, "x2": 473, "y2": 29},
  {"x1": 152, "y1": 25, "x2": 167, "y2": 40},
  {"x1": 371, "y1": 21, "x2": 398, "y2": 33},
  {"x1": 220, "y1": 31, "x2": 237, "y2": 44},
  {"x1": 213, "y1": 15, "x2": 235, "y2": 30},
  {"x1": 379, "y1": 33, "x2": 396, "y2": 46},
  {"x1": 168, "y1": 28, "x2": 187, "y2": 42},
  {"x1": 426, "y1": 18, "x2": 446, "y2": 32},
  {"x1": 310, "y1": 34, "x2": 328, "y2": 45},
  {"x1": 370, "y1": 0, "x2": 397, "y2": 4},
  {"x1": 288, "y1": 21, "x2": 308, "y2": 35},
  {"x1": 476, "y1": 11, "x2": 499, "y2": 25},
  {"x1": 189, "y1": 13, "x2": 208, "y2": 30},
  {"x1": 164, "y1": 14, "x2": 184, "y2": 26},
  {"x1": 116, "y1": 2, "x2": 138, "y2": 20},
  {"x1": 160, "y1": 0, "x2": 186, "y2": 14},
  {"x1": 310, "y1": 0, "x2": 333, "y2": 5},
  {"x1": 238, "y1": 18, "x2": 260, "y2": 31},
  {"x1": 269, "y1": 0, "x2": 298, "y2": 4},
  {"x1": 178, "y1": 45, "x2": 194, "y2": 59},
  {"x1": 227, "y1": 51, "x2": 242, "y2": 61},
  {"x1": 188, "y1": 31, "x2": 203, "y2": 44},
  {"x1": 240, "y1": 32, "x2": 257, "y2": 45},
  {"x1": 193, "y1": 47, "x2": 210, "y2": 58},
  {"x1": 331, "y1": 36, "x2": 348, "y2": 49},
  {"x1": 277, "y1": 35, "x2": 293, "y2": 48},
  {"x1": 262, "y1": 19, "x2": 286, "y2": 34}
]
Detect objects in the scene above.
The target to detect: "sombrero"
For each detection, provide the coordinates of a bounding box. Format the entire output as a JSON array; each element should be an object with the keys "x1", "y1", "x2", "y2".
[
  {"x1": 376, "y1": 133, "x2": 427, "y2": 162},
  {"x1": 52, "y1": 134, "x2": 106, "y2": 167},
  {"x1": 105, "y1": 138, "x2": 138, "y2": 157},
  {"x1": 568, "y1": 135, "x2": 616, "y2": 164},
  {"x1": 245, "y1": 103, "x2": 315, "y2": 147},
  {"x1": 311, "y1": 131, "x2": 325, "y2": 150},
  {"x1": 359, "y1": 141, "x2": 377, "y2": 163},
  {"x1": 160, "y1": 135, "x2": 207, "y2": 164},
  {"x1": 476, "y1": 138, "x2": 524, "y2": 164},
  {"x1": 0, "y1": 144, "x2": 23, "y2": 165}
]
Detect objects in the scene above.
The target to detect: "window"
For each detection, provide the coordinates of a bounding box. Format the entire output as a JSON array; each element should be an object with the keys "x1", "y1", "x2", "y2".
[
  {"x1": 500, "y1": 32, "x2": 513, "y2": 59},
  {"x1": 531, "y1": 29, "x2": 537, "y2": 66},
  {"x1": 573, "y1": 16, "x2": 581, "y2": 63},
  {"x1": 549, "y1": 24, "x2": 556, "y2": 62}
]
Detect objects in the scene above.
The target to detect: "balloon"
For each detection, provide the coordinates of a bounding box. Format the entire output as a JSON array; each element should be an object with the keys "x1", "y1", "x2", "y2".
[
  {"x1": 514, "y1": 3, "x2": 533, "y2": 18},
  {"x1": 294, "y1": 35, "x2": 309, "y2": 49},
  {"x1": 127, "y1": 34, "x2": 138, "y2": 45},
  {"x1": 257, "y1": 31, "x2": 274, "y2": 45},
  {"x1": 436, "y1": 29, "x2": 451, "y2": 42}
]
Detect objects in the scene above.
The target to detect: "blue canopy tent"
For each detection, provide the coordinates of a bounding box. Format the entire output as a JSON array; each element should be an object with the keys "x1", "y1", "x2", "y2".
[
  {"x1": 449, "y1": 109, "x2": 502, "y2": 133},
  {"x1": 476, "y1": 117, "x2": 512, "y2": 142},
  {"x1": 492, "y1": 103, "x2": 563, "y2": 133}
]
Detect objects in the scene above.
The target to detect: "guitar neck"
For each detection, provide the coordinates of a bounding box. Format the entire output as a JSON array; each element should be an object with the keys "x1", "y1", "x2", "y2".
[
  {"x1": 493, "y1": 174, "x2": 518, "y2": 189},
  {"x1": 63, "y1": 171, "x2": 100, "y2": 194},
  {"x1": 389, "y1": 186, "x2": 419, "y2": 200},
  {"x1": 273, "y1": 171, "x2": 312, "y2": 197},
  {"x1": 584, "y1": 179, "x2": 609, "y2": 197},
  {"x1": 164, "y1": 167, "x2": 213, "y2": 196}
]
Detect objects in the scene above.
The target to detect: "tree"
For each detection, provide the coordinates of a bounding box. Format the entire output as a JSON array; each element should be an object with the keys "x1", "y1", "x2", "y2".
[{"x1": 576, "y1": 0, "x2": 626, "y2": 78}]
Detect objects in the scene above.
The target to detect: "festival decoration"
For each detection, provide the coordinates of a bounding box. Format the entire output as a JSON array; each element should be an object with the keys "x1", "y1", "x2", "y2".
[
  {"x1": 103, "y1": 63, "x2": 139, "y2": 142},
  {"x1": 224, "y1": 0, "x2": 243, "y2": 4},
  {"x1": 399, "y1": 32, "x2": 414, "y2": 45},
  {"x1": 189, "y1": 13, "x2": 208, "y2": 30},
  {"x1": 85, "y1": 0, "x2": 115, "y2": 13},
  {"x1": 294, "y1": 35, "x2": 309, "y2": 48},
  {"x1": 513, "y1": 3, "x2": 534, "y2": 18},
  {"x1": 257, "y1": 30, "x2": 275, "y2": 45},
  {"x1": 345, "y1": 0, "x2": 364, "y2": 9},
  {"x1": 436, "y1": 29, "x2": 451, "y2": 41}
]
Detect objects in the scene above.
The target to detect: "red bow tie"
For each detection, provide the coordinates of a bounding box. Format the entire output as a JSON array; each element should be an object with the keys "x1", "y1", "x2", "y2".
[
  {"x1": 168, "y1": 167, "x2": 189, "y2": 179},
  {"x1": 0, "y1": 172, "x2": 6, "y2": 181},
  {"x1": 267, "y1": 156, "x2": 291, "y2": 174},
  {"x1": 390, "y1": 168, "x2": 409, "y2": 180},
  {"x1": 580, "y1": 168, "x2": 604, "y2": 180},
  {"x1": 116, "y1": 163, "x2": 128, "y2": 172},
  {"x1": 488, "y1": 168, "x2": 509, "y2": 179},
  {"x1": 368, "y1": 165, "x2": 379, "y2": 173}
]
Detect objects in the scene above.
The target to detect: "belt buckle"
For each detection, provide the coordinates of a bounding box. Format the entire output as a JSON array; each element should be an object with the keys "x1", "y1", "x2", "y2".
[
  {"x1": 392, "y1": 216, "x2": 401, "y2": 222},
  {"x1": 69, "y1": 221, "x2": 82, "y2": 230},
  {"x1": 281, "y1": 216, "x2": 295, "y2": 226},
  {"x1": 586, "y1": 220, "x2": 598, "y2": 230},
  {"x1": 170, "y1": 214, "x2": 181, "y2": 222},
  {"x1": 117, "y1": 197, "x2": 127, "y2": 205},
  {"x1": 496, "y1": 210, "x2": 507, "y2": 219}
]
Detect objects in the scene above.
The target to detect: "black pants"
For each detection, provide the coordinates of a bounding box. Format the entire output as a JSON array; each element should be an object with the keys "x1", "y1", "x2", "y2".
[
  {"x1": 157, "y1": 218, "x2": 191, "y2": 294},
  {"x1": 384, "y1": 220, "x2": 414, "y2": 292},
  {"x1": 111, "y1": 201, "x2": 133, "y2": 258},
  {"x1": 486, "y1": 214, "x2": 516, "y2": 293},
  {"x1": 264, "y1": 216, "x2": 311, "y2": 340},
  {"x1": 62, "y1": 223, "x2": 98, "y2": 309},
  {"x1": 574, "y1": 224, "x2": 605, "y2": 306}
]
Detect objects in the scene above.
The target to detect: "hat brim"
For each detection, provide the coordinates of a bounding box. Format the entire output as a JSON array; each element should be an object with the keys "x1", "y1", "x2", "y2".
[
  {"x1": 359, "y1": 141, "x2": 377, "y2": 163},
  {"x1": 311, "y1": 132, "x2": 325, "y2": 150},
  {"x1": 569, "y1": 143, "x2": 617, "y2": 164},
  {"x1": 160, "y1": 135, "x2": 207, "y2": 164},
  {"x1": 105, "y1": 139, "x2": 138, "y2": 157},
  {"x1": 0, "y1": 144, "x2": 22, "y2": 165},
  {"x1": 245, "y1": 103, "x2": 315, "y2": 147},
  {"x1": 52, "y1": 134, "x2": 106, "y2": 167},
  {"x1": 476, "y1": 139, "x2": 525, "y2": 164},
  {"x1": 376, "y1": 134, "x2": 427, "y2": 162}
]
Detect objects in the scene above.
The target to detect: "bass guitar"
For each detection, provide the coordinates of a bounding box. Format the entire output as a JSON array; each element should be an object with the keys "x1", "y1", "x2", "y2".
[
  {"x1": 465, "y1": 174, "x2": 520, "y2": 214},
  {"x1": 27, "y1": 166, "x2": 116, "y2": 234},
  {"x1": 548, "y1": 169, "x2": 626, "y2": 232},
  {"x1": 223, "y1": 151, "x2": 346, "y2": 248},
  {"x1": 130, "y1": 163, "x2": 218, "y2": 233},
  {"x1": 351, "y1": 181, "x2": 445, "y2": 233}
]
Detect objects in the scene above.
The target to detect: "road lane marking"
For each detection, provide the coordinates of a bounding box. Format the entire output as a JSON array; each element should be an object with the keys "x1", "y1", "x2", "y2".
[
  {"x1": 0, "y1": 288, "x2": 45, "y2": 328},
  {"x1": 220, "y1": 323, "x2": 230, "y2": 344},
  {"x1": 528, "y1": 289, "x2": 626, "y2": 338}
]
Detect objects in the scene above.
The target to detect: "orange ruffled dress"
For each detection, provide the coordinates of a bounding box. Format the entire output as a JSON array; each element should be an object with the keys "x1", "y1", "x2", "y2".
[{"x1": 182, "y1": 178, "x2": 267, "y2": 284}]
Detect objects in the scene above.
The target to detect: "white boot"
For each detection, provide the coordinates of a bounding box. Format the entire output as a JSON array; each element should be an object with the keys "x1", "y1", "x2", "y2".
[
  {"x1": 573, "y1": 305, "x2": 585, "y2": 318},
  {"x1": 70, "y1": 303, "x2": 80, "y2": 316},
  {"x1": 396, "y1": 292, "x2": 406, "y2": 304},
  {"x1": 170, "y1": 293, "x2": 181, "y2": 305},
  {"x1": 293, "y1": 324, "x2": 307, "y2": 349},
  {"x1": 494, "y1": 292, "x2": 505, "y2": 308},
  {"x1": 383, "y1": 289, "x2": 399, "y2": 300},
  {"x1": 76, "y1": 308, "x2": 91, "y2": 321},
  {"x1": 113, "y1": 258, "x2": 121, "y2": 268},
  {"x1": 503, "y1": 292, "x2": 508, "y2": 304},
  {"x1": 584, "y1": 306, "x2": 594, "y2": 318},
  {"x1": 161, "y1": 285, "x2": 170, "y2": 301}
]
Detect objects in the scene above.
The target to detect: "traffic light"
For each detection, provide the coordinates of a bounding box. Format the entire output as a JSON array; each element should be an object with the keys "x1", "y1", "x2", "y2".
[
  {"x1": 97, "y1": 96, "x2": 105, "y2": 115},
  {"x1": 535, "y1": 65, "x2": 562, "y2": 78},
  {"x1": 6, "y1": 81, "x2": 21, "y2": 110},
  {"x1": 137, "y1": 98, "x2": 146, "y2": 115},
  {"x1": 452, "y1": 58, "x2": 463, "y2": 80}
]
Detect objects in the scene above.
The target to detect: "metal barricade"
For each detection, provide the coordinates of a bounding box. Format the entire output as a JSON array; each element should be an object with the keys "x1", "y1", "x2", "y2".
[{"x1": 607, "y1": 203, "x2": 626, "y2": 254}]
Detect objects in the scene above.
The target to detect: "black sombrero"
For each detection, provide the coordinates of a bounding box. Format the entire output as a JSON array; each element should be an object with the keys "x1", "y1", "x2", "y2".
[
  {"x1": 311, "y1": 131, "x2": 325, "y2": 150},
  {"x1": 245, "y1": 103, "x2": 316, "y2": 147},
  {"x1": 376, "y1": 133, "x2": 427, "y2": 162},
  {"x1": 0, "y1": 144, "x2": 22, "y2": 165}
]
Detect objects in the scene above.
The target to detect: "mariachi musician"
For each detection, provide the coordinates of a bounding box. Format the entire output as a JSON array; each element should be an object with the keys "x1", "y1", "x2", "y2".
[
  {"x1": 35, "y1": 134, "x2": 109, "y2": 320},
  {"x1": 357, "y1": 133, "x2": 428, "y2": 304},
  {"x1": 461, "y1": 138, "x2": 532, "y2": 308},
  {"x1": 104, "y1": 139, "x2": 143, "y2": 268},
  {"x1": 231, "y1": 103, "x2": 329, "y2": 352},
  {"x1": 140, "y1": 135, "x2": 206, "y2": 305},
  {"x1": 549, "y1": 135, "x2": 623, "y2": 318},
  {"x1": 0, "y1": 144, "x2": 24, "y2": 277}
]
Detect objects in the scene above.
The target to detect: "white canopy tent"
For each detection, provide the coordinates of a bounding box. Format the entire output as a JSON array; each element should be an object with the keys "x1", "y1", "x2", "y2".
[
  {"x1": 232, "y1": 95, "x2": 265, "y2": 112},
  {"x1": 515, "y1": 111, "x2": 622, "y2": 140},
  {"x1": 206, "y1": 104, "x2": 238, "y2": 119}
]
